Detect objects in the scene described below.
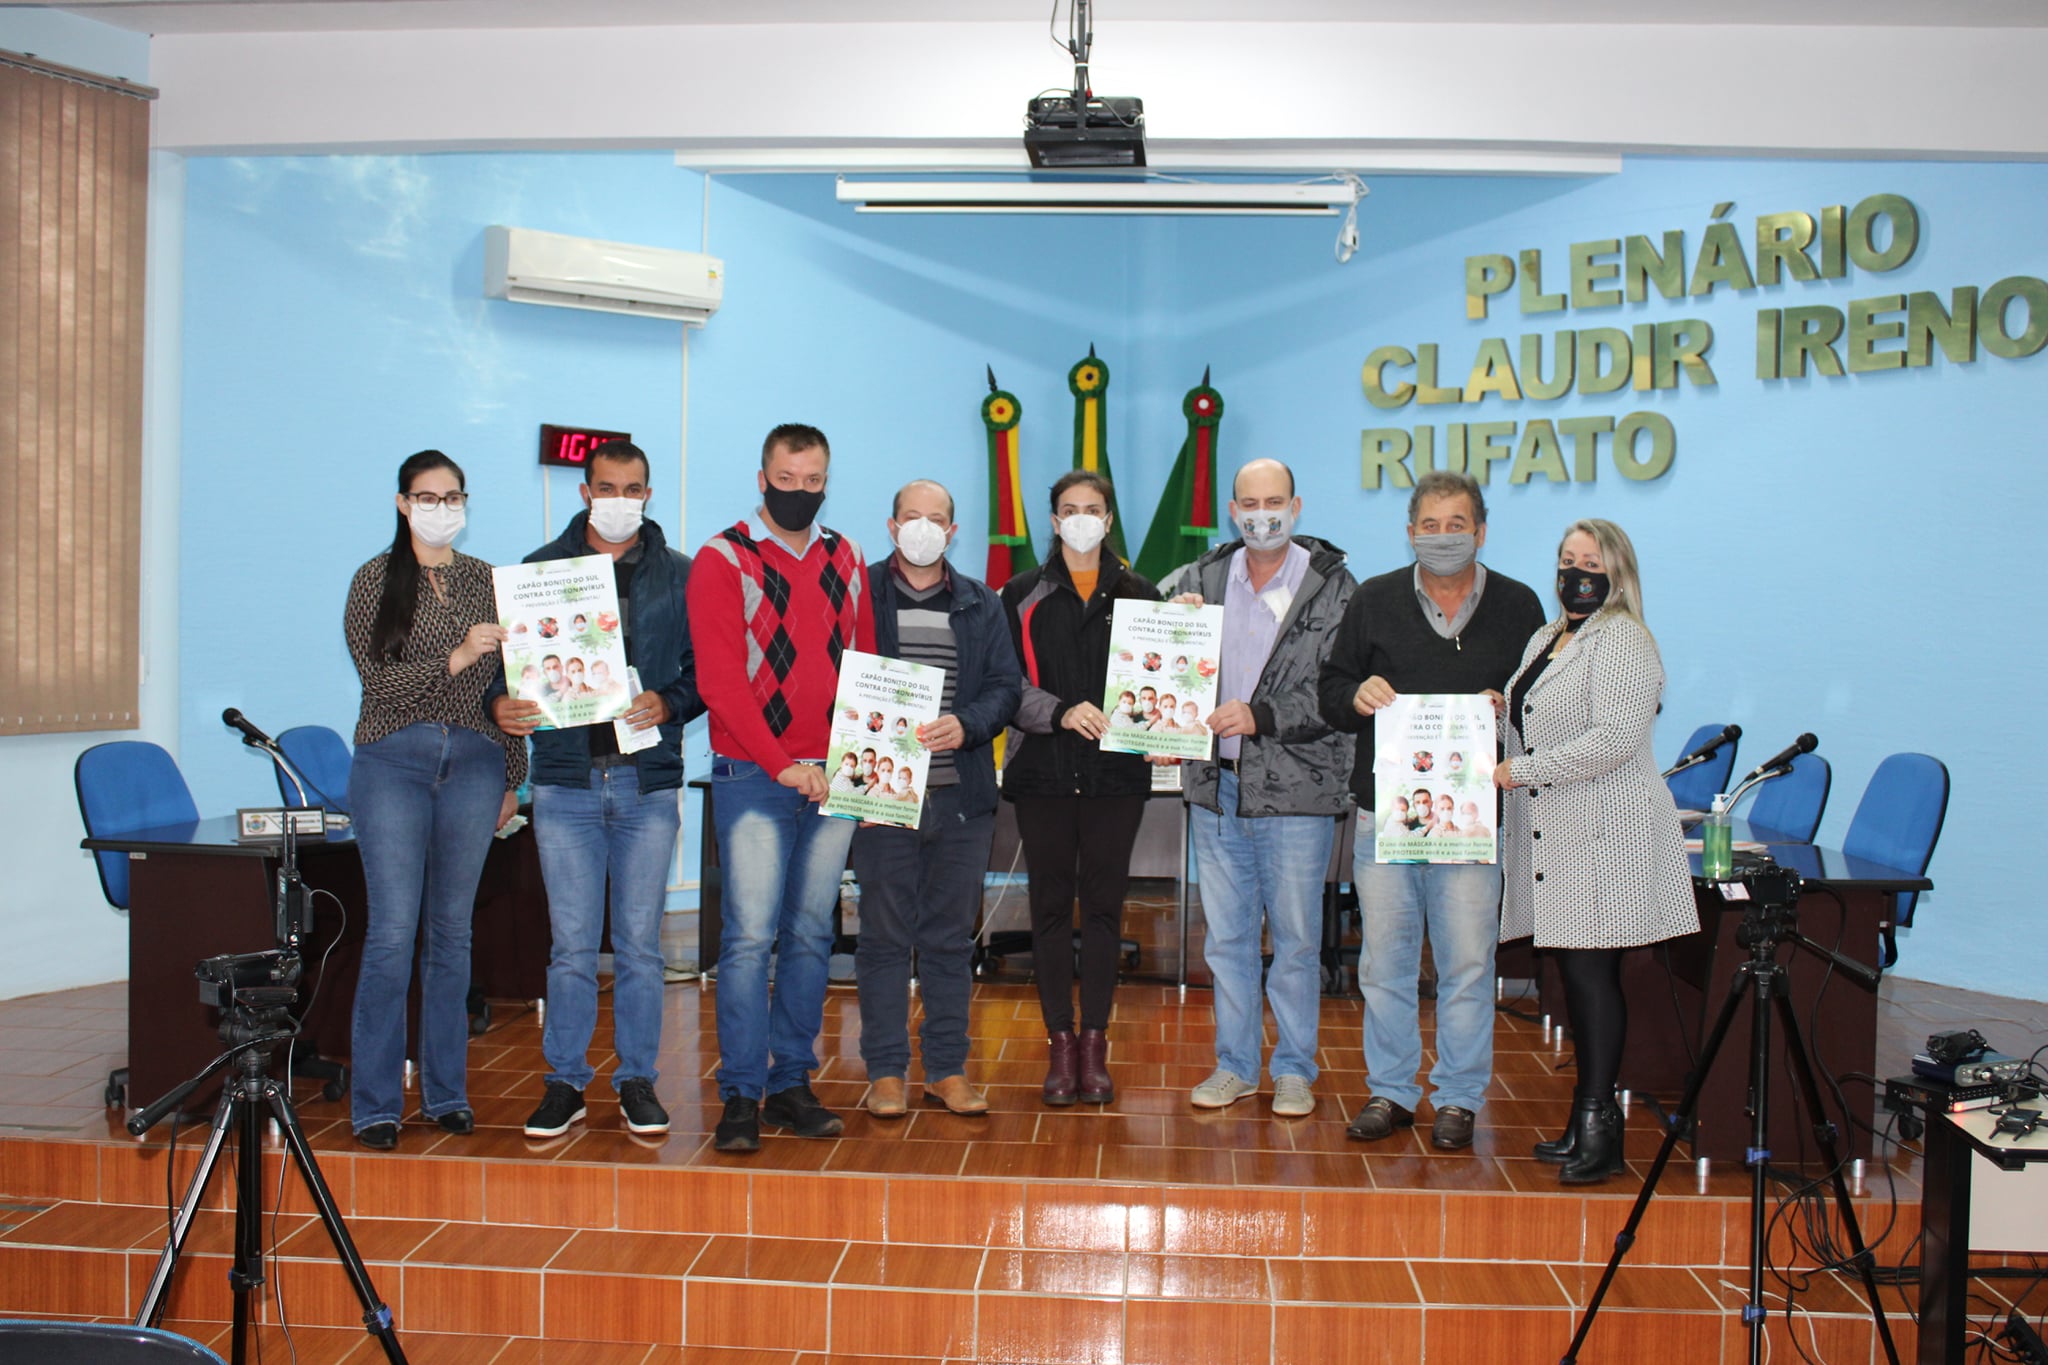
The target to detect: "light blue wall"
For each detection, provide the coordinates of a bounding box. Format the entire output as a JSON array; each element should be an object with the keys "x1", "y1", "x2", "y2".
[
  {"x1": 0, "y1": 8, "x2": 149, "y2": 84},
  {"x1": 0, "y1": 12, "x2": 166, "y2": 1001},
  {"x1": 174, "y1": 152, "x2": 2046, "y2": 997}
]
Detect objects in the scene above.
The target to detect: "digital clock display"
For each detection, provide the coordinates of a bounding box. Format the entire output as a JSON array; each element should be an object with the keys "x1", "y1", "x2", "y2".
[{"x1": 539, "y1": 423, "x2": 632, "y2": 469}]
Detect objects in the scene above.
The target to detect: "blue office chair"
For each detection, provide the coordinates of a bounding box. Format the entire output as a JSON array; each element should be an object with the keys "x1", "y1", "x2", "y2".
[
  {"x1": 74, "y1": 741, "x2": 201, "y2": 1108},
  {"x1": 1841, "y1": 753, "x2": 1950, "y2": 969},
  {"x1": 1742, "y1": 752, "x2": 1831, "y2": 844},
  {"x1": 0, "y1": 1320, "x2": 226, "y2": 1363},
  {"x1": 1664, "y1": 722, "x2": 1739, "y2": 811},
  {"x1": 74, "y1": 741, "x2": 201, "y2": 914},
  {"x1": 275, "y1": 724, "x2": 353, "y2": 814}
]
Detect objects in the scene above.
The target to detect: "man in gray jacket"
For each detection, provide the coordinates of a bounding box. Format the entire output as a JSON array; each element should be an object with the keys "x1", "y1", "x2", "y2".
[{"x1": 1164, "y1": 458, "x2": 1356, "y2": 1117}]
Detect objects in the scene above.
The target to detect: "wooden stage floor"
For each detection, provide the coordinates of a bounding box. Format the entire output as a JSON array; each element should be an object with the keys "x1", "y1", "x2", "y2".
[{"x1": 1, "y1": 949, "x2": 2043, "y2": 1363}]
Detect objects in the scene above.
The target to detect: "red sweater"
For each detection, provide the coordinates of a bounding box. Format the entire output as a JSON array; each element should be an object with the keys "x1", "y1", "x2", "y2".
[{"x1": 688, "y1": 520, "x2": 875, "y2": 776}]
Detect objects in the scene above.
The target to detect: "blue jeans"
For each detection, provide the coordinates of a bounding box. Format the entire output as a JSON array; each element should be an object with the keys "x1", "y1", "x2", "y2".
[
  {"x1": 533, "y1": 767, "x2": 682, "y2": 1091},
  {"x1": 711, "y1": 758, "x2": 855, "y2": 1100},
  {"x1": 1350, "y1": 808, "x2": 1501, "y2": 1113},
  {"x1": 347, "y1": 723, "x2": 504, "y2": 1131},
  {"x1": 848, "y1": 785, "x2": 994, "y2": 1081},
  {"x1": 1190, "y1": 772, "x2": 1335, "y2": 1085}
]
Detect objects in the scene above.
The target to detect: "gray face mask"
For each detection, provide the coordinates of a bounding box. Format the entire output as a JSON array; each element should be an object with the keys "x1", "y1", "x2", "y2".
[
  {"x1": 1412, "y1": 531, "x2": 1477, "y2": 577},
  {"x1": 1236, "y1": 506, "x2": 1296, "y2": 552}
]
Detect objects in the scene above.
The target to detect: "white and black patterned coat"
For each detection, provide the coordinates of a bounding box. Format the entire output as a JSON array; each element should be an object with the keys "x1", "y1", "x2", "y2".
[{"x1": 1498, "y1": 610, "x2": 1698, "y2": 950}]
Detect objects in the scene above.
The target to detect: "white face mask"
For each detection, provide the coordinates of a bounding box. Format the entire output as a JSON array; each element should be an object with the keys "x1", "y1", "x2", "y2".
[
  {"x1": 894, "y1": 517, "x2": 949, "y2": 567},
  {"x1": 1056, "y1": 513, "x2": 1108, "y2": 555},
  {"x1": 587, "y1": 496, "x2": 645, "y2": 543},
  {"x1": 408, "y1": 502, "x2": 465, "y2": 549},
  {"x1": 1236, "y1": 505, "x2": 1297, "y2": 552}
]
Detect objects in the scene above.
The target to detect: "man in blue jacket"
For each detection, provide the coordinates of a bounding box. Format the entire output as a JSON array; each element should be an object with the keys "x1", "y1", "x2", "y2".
[
  {"x1": 490, "y1": 440, "x2": 704, "y2": 1140},
  {"x1": 850, "y1": 479, "x2": 1020, "y2": 1118}
]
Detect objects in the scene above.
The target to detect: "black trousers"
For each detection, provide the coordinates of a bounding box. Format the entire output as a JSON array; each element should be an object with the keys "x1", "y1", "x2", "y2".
[
  {"x1": 1554, "y1": 946, "x2": 1626, "y2": 1104},
  {"x1": 1011, "y1": 793, "x2": 1147, "y2": 1034},
  {"x1": 847, "y1": 786, "x2": 996, "y2": 1081}
]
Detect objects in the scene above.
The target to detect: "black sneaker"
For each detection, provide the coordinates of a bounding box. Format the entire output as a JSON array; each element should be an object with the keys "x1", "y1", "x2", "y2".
[
  {"x1": 523, "y1": 1081, "x2": 587, "y2": 1138},
  {"x1": 713, "y1": 1095, "x2": 761, "y2": 1153},
  {"x1": 762, "y1": 1083, "x2": 844, "y2": 1139},
  {"x1": 618, "y1": 1078, "x2": 670, "y2": 1135}
]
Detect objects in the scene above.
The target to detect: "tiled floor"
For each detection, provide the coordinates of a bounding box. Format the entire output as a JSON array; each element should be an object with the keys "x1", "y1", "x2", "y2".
[{"x1": 1, "y1": 949, "x2": 2043, "y2": 1363}]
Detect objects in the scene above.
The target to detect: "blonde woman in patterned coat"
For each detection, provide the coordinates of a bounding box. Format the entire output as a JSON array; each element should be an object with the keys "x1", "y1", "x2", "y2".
[{"x1": 1494, "y1": 519, "x2": 1697, "y2": 1184}]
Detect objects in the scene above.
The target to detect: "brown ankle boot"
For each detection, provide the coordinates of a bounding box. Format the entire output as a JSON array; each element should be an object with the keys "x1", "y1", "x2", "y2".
[
  {"x1": 1078, "y1": 1028, "x2": 1114, "y2": 1105},
  {"x1": 1043, "y1": 1031, "x2": 1079, "y2": 1106}
]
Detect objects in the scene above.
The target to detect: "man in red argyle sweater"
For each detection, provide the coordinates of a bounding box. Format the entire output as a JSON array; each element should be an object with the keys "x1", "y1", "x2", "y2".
[{"x1": 689, "y1": 423, "x2": 876, "y2": 1153}]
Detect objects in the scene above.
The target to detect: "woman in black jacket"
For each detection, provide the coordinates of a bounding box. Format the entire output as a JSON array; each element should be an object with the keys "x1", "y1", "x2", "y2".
[{"x1": 1000, "y1": 471, "x2": 1161, "y2": 1106}]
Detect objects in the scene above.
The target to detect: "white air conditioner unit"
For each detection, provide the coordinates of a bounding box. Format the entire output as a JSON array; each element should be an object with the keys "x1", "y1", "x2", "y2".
[{"x1": 484, "y1": 226, "x2": 723, "y2": 323}]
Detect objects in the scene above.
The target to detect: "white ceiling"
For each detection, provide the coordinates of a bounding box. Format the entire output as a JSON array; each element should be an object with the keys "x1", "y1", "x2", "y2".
[{"x1": 41, "y1": 0, "x2": 2048, "y2": 34}]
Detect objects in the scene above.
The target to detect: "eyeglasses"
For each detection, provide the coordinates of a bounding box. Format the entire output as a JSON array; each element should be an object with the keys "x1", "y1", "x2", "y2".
[{"x1": 406, "y1": 491, "x2": 469, "y2": 508}]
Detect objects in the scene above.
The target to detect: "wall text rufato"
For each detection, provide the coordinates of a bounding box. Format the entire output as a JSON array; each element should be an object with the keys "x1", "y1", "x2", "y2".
[{"x1": 1359, "y1": 195, "x2": 2046, "y2": 491}]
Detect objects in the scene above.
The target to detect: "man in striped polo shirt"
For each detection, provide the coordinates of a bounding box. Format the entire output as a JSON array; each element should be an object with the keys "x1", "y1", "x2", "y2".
[{"x1": 849, "y1": 479, "x2": 1020, "y2": 1119}]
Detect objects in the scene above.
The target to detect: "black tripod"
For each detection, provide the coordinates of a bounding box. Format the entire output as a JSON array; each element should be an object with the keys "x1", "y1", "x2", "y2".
[
  {"x1": 1562, "y1": 866, "x2": 1900, "y2": 1365},
  {"x1": 131, "y1": 987, "x2": 406, "y2": 1365}
]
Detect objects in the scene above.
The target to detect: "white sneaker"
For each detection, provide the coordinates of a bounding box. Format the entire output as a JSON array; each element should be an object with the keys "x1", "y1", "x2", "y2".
[
  {"x1": 1271, "y1": 1075, "x2": 1316, "y2": 1118},
  {"x1": 1191, "y1": 1068, "x2": 1257, "y2": 1109}
]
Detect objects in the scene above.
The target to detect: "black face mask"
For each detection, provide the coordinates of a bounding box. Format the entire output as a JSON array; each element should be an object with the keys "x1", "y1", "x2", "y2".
[
  {"x1": 762, "y1": 483, "x2": 825, "y2": 533},
  {"x1": 1557, "y1": 567, "x2": 1611, "y2": 616}
]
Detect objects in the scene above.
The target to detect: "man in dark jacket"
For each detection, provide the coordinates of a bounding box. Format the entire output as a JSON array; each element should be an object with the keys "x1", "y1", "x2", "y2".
[
  {"x1": 849, "y1": 479, "x2": 1020, "y2": 1119},
  {"x1": 489, "y1": 441, "x2": 704, "y2": 1141},
  {"x1": 1161, "y1": 458, "x2": 1355, "y2": 1120},
  {"x1": 1316, "y1": 469, "x2": 1545, "y2": 1152}
]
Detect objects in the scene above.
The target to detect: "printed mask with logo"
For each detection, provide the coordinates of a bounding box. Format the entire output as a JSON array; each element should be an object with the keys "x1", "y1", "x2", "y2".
[
  {"x1": 1056, "y1": 513, "x2": 1108, "y2": 555},
  {"x1": 1412, "y1": 532, "x2": 1477, "y2": 577},
  {"x1": 1557, "y1": 568, "x2": 1612, "y2": 616},
  {"x1": 586, "y1": 496, "x2": 646, "y2": 543},
  {"x1": 763, "y1": 483, "x2": 825, "y2": 533},
  {"x1": 1236, "y1": 506, "x2": 1297, "y2": 553},
  {"x1": 894, "y1": 517, "x2": 950, "y2": 568},
  {"x1": 408, "y1": 501, "x2": 465, "y2": 549}
]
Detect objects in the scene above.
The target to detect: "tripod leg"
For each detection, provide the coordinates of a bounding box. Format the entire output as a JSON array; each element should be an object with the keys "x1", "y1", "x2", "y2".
[
  {"x1": 226, "y1": 1066, "x2": 278, "y2": 1365},
  {"x1": 1740, "y1": 958, "x2": 1783, "y2": 1365},
  {"x1": 1769, "y1": 986, "x2": 1904, "y2": 1365},
  {"x1": 134, "y1": 1087, "x2": 237, "y2": 1328},
  {"x1": 261, "y1": 1080, "x2": 410, "y2": 1365},
  {"x1": 1561, "y1": 963, "x2": 1757, "y2": 1365}
]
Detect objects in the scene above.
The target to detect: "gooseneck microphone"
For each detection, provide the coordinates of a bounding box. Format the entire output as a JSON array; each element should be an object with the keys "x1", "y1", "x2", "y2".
[
  {"x1": 1743, "y1": 732, "x2": 1817, "y2": 781},
  {"x1": 1662, "y1": 723, "x2": 1741, "y2": 778},
  {"x1": 222, "y1": 707, "x2": 277, "y2": 747}
]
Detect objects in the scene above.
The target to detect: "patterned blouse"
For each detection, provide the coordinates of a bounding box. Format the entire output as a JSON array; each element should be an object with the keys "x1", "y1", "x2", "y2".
[{"x1": 343, "y1": 551, "x2": 527, "y2": 790}]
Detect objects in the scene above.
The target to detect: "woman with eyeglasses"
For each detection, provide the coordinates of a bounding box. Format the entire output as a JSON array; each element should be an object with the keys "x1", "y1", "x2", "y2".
[{"x1": 342, "y1": 450, "x2": 526, "y2": 1151}]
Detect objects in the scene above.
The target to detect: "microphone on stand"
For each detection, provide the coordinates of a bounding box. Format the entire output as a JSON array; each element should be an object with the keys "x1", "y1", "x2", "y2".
[
  {"x1": 1662, "y1": 723, "x2": 1741, "y2": 778},
  {"x1": 1742, "y1": 732, "x2": 1818, "y2": 782},
  {"x1": 222, "y1": 707, "x2": 278, "y2": 748},
  {"x1": 222, "y1": 707, "x2": 308, "y2": 807}
]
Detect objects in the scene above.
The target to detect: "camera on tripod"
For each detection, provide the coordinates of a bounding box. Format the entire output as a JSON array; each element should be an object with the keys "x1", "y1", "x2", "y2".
[
  {"x1": 1709, "y1": 851, "x2": 1807, "y2": 951},
  {"x1": 196, "y1": 948, "x2": 302, "y2": 1012},
  {"x1": 1711, "y1": 849, "x2": 1803, "y2": 906}
]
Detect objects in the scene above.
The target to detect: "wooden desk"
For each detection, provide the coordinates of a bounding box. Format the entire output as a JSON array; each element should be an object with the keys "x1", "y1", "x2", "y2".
[
  {"x1": 1526, "y1": 828, "x2": 1931, "y2": 1163},
  {"x1": 1919, "y1": 1106, "x2": 2048, "y2": 1363},
  {"x1": 83, "y1": 816, "x2": 549, "y2": 1108}
]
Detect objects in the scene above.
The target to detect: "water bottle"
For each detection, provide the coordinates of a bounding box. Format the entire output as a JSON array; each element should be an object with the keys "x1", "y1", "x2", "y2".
[{"x1": 1701, "y1": 793, "x2": 1734, "y2": 879}]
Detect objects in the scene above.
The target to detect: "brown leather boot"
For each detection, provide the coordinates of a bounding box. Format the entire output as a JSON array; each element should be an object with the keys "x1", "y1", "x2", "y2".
[
  {"x1": 1078, "y1": 1028, "x2": 1114, "y2": 1105},
  {"x1": 1043, "y1": 1031, "x2": 1079, "y2": 1106}
]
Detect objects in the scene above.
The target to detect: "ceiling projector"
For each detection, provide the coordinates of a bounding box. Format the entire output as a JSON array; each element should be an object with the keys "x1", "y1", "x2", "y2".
[{"x1": 1026, "y1": 1, "x2": 1145, "y2": 168}]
